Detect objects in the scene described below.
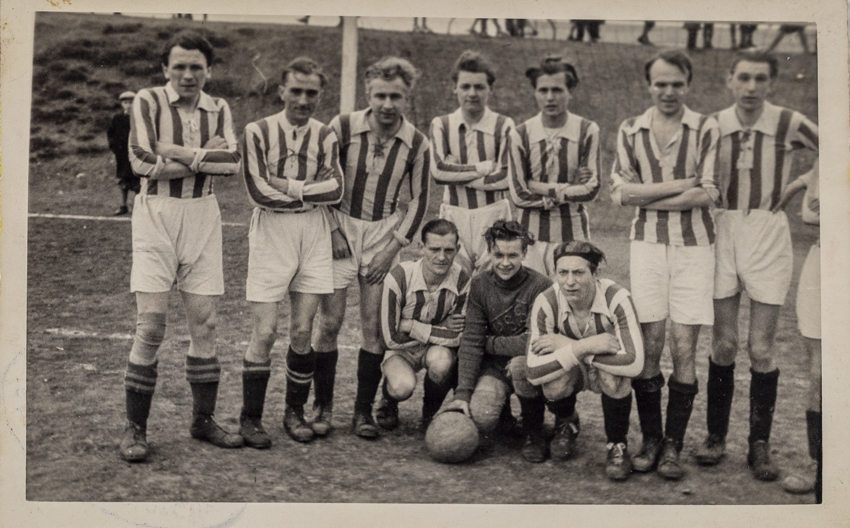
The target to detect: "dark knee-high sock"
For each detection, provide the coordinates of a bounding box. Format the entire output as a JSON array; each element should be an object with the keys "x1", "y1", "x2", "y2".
[
  {"x1": 749, "y1": 368, "x2": 779, "y2": 444},
  {"x1": 807, "y1": 410, "x2": 822, "y2": 503},
  {"x1": 285, "y1": 346, "x2": 315, "y2": 409},
  {"x1": 354, "y1": 349, "x2": 384, "y2": 415},
  {"x1": 423, "y1": 374, "x2": 452, "y2": 420},
  {"x1": 242, "y1": 359, "x2": 271, "y2": 419},
  {"x1": 313, "y1": 350, "x2": 338, "y2": 407},
  {"x1": 632, "y1": 374, "x2": 664, "y2": 442},
  {"x1": 602, "y1": 392, "x2": 633, "y2": 445},
  {"x1": 706, "y1": 359, "x2": 735, "y2": 438},
  {"x1": 186, "y1": 356, "x2": 221, "y2": 418},
  {"x1": 546, "y1": 393, "x2": 577, "y2": 421},
  {"x1": 665, "y1": 377, "x2": 699, "y2": 452},
  {"x1": 125, "y1": 360, "x2": 158, "y2": 429},
  {"x1": 518, "y1": 395, "x2": 546, "y2": 433}
]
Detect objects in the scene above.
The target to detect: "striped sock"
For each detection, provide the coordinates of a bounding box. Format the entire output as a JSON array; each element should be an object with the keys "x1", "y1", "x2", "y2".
[
  {"x1": 186, "y1": 356, "x2": 221, "y2": 416},
  {"x1": 242, "y1": 359, "x2": 272, "y2": 419},
  {"x1": 124, "y1": 360, "x2": 158, "y2": 428},
  {"x1": 285, "y1": 346, "x2": 315, "y2": 408}
]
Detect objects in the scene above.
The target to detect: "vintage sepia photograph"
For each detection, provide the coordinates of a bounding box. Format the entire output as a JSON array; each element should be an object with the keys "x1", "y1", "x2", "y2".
[{"x1": 2, "y1": 0, "x2": 848, "y2": 526}]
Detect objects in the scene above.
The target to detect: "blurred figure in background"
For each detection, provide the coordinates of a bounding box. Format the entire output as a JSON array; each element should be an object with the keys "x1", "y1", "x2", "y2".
[
  {"x1": 684, "y1": 22, "x2": 713, "y2": 50},
  {"x1": 413, "y1": 17, "x2": 433, "y2": 33},
  {"x1": 638, "y1": 21, "x2": 655, "y2": 46},
  {"x1": 765, "y1": 24, "x2": 813, "y2": 54},
  {"x1": 107, "y1": 90, "x2": 139, "y2": 215}
]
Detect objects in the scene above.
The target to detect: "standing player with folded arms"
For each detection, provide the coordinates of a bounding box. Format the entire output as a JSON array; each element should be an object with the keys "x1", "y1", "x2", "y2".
[
  {"x1": 430, "y1": 50, "x2": 515, "y2": 275},
  {"x1": 610, "y1": 50, "x2": 720, "y2": 480},
  {"x1": 311, "y1": 57, "x2": 431, "y2": 439},
  {"x1": 239, "y1": 57, "x2": 343, "y2": 447},
  {"x1": 507, "y1": 55, "x2": 601, "y2": 279},
  {"x1": 120, "y1": 32, "x2": 242, "y2": 462}
]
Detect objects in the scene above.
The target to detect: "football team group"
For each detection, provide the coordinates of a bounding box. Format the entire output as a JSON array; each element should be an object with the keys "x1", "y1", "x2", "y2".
[{"x1": 117, "y1": 29, "x2": 821, "y2": 499}]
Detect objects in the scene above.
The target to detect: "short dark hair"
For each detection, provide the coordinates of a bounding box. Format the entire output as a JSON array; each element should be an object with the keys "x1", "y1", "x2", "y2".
[
  {"x1": 451, "y1": 50, "x2": 496, "y2": 87},
  {"x1": 365, "y1": 57, "x2": 420, "y2": 91},
  {"x1": 730, "y1": 52, "x2": 779, "y2": 79},
  {"x1": 553, "y1": 240, "x2": 606, "y2": 274},
  {"x1": 160, "y1": 31, "x2": 214, "y2": 67},
  {"x1": 525, "y1": 55, "x2": 579, "y2": 90},
  {"x1": 483, "y1": 219, "x2": 535, "y2": 252},
  {"x1": 281, "y1": 57, "x2": 328, "y2": 88},
  {"x1": 644, "y1": 50, "x2": 693, "y2": 84},
  {"x1": 421, "y1": 219, "x2": 459, "y2": 245}
]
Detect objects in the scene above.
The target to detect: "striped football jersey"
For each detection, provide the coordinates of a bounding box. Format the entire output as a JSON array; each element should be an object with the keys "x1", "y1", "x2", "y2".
[
  {"x1": 129, "y1": 83, "x2": 240, "y2": 198},
  {"x1": 508, "y1": 112, "x2": 601, "y2": 243},
  {"x1": 381, "y1": 260, "x2": 471, "y2": 350},
  {"x1": 430, "y1": 107, "x2": 514, "y2": 209}
]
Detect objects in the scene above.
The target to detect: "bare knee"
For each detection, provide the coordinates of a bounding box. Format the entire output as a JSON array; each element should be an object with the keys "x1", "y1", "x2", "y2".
[
  {"x1": 599, "y1": 372, "x2": 631, "y2": 399},
  {"x1": 509, "y1": 357, "x2": 538, "y2": 399},
  {"x1": 470, "y1": 380, "x2": 506, "y2": 433},
  {"x1": 542, "y1": 373, "x2": 579, "y2": 401},
  {"x1": 425, "y1": 347, "x2": 455, "y2": 384},
  {"x1": 386, "y1": 373, "x2": 416, "y2": 401}
]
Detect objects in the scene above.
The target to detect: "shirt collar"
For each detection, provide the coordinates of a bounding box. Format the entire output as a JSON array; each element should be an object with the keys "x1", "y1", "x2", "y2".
[
  {"x1": 717, "y1": 101, "x2": 782, "y2": 136},
  {"x1": 165, "y1": 82, "x2": 217, "y2": 112},
  {"x1": 409, "y1": 260, "x2": 461, "y2": 295},
  {"x1": 450, "y1": 106, "x2": 498, "y2": 135},
  {"x1": 527, "y1": 112, "x2": 582, "y2": 143},
  {"x1": 275, "y1": 111, "x2": 313, "y2": 135},
  {"x1": 627, "y1": 105, "x2": 702, "y2": 135},
  {"x1": 349, "y1": 108, "x2": 416, "y2": 148},
  {"x1": 557, "y1": 281, "x2": 610, "y2": 321}
]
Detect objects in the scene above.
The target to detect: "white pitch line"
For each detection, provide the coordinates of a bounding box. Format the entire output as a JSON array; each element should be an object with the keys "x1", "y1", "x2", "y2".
[
  {"x1": 43, "y1": 328, "x2": 361, "y2": 352},
  {"x1": 29, "y1": 213, "x2": 245, "y2": 227}
]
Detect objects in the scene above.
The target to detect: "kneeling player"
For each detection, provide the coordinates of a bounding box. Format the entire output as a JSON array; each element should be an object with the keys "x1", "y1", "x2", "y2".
[
  {"x1": 442, "y1": 220, "x2": 551, "y2": 447},
  {"x1": 510, "y1": 241, "x2": 644, "y2": 482},
  {"x1": 376, "y1": 220, "x2": 471, "y2": 431}
]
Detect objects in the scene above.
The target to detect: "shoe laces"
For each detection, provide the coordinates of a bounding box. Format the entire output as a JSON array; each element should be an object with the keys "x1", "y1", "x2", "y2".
[{"x1": 607, "y1": 442, "x2": 626, "y2": 460}]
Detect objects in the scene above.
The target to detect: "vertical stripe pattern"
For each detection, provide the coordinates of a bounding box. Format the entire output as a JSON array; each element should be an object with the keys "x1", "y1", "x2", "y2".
[
  {"x1": 129, "y1": 85, "x2": 240, "y2": 198},
  {"x1": 429, "y1": 109, "x2": 515, "y2": 209}
]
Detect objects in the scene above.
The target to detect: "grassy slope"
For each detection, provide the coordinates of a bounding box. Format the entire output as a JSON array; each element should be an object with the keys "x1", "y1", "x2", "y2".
[{"x1": 26, "y1": 12, "x2": 820, "y2": 504}]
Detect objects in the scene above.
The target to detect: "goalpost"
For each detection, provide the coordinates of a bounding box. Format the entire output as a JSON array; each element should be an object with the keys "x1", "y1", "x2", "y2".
[{"x1": 340, "y1": 16, "x2": 358, "y2": 114}]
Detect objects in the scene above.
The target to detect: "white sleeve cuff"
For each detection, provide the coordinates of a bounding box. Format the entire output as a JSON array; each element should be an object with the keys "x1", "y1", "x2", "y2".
[
  {"x1": 475, "y1": 160, "x2": 494, "y2": 176},
  {"x1": 409, "y1": 321, "x2": 432, "y2": 344},
  {"x1": 287, "y1": 179, "x2": 306, "y2": 201},
  {"x1": 189, "y1": 148, "x2": 203, "y2": 173}
]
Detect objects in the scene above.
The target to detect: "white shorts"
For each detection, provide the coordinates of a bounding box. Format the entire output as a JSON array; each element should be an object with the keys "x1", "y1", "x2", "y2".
[
  {"x1": 796, "y1": 243, "x2": 821, "y2": 339},
  {"x1": 384, "y1": 344, "x2": 461, "y2": 373},
  {"x1": 440, "y1": 200, "x2": 512, "y2": 272},
  {"x1": 714, "y1": 209, "x2": 793, "y2": 305},
  {"x1": 246, "y1": 207, "x2": 334, "y2": 302},
  {"x1": 630, "y1": 240, "x2": 715, "y2": 325},
  {"x1": 131, "y1": 194, "x2": 224, "y2": 295},
  {"x1": 523, "y1": 240, "x2": 559, "y2": 279},
  {"x1": 331, "y1": 209, "x2": 403, "y2": 290}
]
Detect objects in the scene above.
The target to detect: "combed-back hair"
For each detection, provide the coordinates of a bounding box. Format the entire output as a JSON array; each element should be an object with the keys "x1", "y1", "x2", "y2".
[
  {"x1": 730, "y1": 52, "x2": 779, "y2": 79},
  {"x1": 451, "y1": 50, "x2": 496, "y2": 87},
  {"x1": 644, "y1": 50, "x2": 693, "y2": 84},
  {"x1": 281, "y1": 56, "x2": 328, "y2": 88},
  {"x1": 365, "y1": 56, "x2": 420, "y2": 91},
  {"x1": 483, "y1": 219, "x2": 535, "y2": 252},
  {"x1": 421, "y1": 218, "x2": 459, "y2": 245},
  {"x1": 160, "y1": 31, "x2": 214, "y2": 67},
  {"x1": 553, "y1": 240, "x2": 606, "y2": 274},
  {"x1": 525, "y1": 55, "x2": 579, "y2": 90}
]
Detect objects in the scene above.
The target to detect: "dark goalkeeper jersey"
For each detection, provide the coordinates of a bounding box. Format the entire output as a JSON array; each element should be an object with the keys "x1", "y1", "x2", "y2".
[{"x1": 454, "y1": 266, "x2": 552, "y2": 402}]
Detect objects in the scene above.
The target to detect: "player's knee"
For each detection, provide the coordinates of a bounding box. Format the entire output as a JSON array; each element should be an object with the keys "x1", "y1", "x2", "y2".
[
  {"x1": 508, "y1": 357, "x2": 537, "y2": 398},
  {"x1": 600, "y1": 374, "x2": 632, "y2": 399},
  {"x1": 425, "y1": 347, "x2": 454, "y2": 384},
  {"x1": 131, "y1": 312, "x2": 167, "y2": 363},
  {"x1": 289, "y1": 322, "x2": 313, "y2": 353},
  {"x1": 470, "y1": 385, "x2": 504, "y2": 433},
  {"x1": 542, "y1": 375, "x2": 578, "y2": 401},
  {"x1": 386, "y1": 374, "x2": 415, "y2": 401}
]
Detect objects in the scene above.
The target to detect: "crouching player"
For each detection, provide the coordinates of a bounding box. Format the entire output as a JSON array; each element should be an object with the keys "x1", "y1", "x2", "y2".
[
  {"x1": 442, "y1": 220, "x2": 551, "y2": 448},
  {"x1": 510, "y1": 241, "x2": 644, "y2": 482},
  {"x1": 376, "y1": 220, "x2": 471, "y2": 431}
]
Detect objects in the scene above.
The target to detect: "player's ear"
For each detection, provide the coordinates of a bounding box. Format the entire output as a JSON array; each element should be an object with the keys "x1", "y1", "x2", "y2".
[
  {"x1": 162, "y1": 63, "x2": 169, "y2": 80},
  {"x1": 278, "y1": 84, "x2": 287, "y2": 102}
]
